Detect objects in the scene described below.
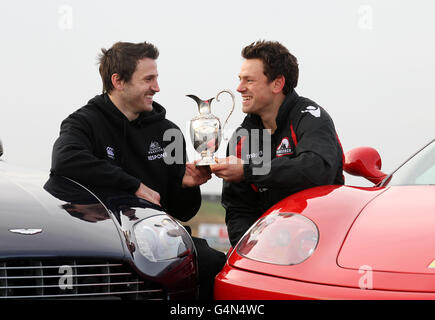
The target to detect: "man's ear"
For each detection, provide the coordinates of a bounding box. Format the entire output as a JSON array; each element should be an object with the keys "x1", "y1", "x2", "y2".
[
  {"x1": 272, "y1": 75, "x2": 285, "y2": 94},
  {"x1": 111, "y1": 73, "x2": 124, "y2": 91}
]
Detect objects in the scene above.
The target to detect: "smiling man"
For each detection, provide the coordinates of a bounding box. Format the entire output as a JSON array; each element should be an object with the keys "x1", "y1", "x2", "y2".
[
  {"x1": 50, "y1": 41, "x2": 225, "y2": 299},
  {"x1": 51, "y1": 42, "x2": 210, "y2": 210},
  {"x1": 211, "y1": 40, "x2": 345, "y2": 246}
]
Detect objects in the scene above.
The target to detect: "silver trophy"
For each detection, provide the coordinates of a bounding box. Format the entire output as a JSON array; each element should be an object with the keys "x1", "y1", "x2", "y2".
[{"x1": 187, "y1": 90, "x2": 235, "y2": 166}]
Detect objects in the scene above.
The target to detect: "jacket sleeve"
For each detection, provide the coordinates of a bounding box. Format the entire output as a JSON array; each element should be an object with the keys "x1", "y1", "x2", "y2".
[
  {"x1": 51, "y1": 114, "x2": 141, "y2": 193},
  {"x1": 165, "y1": 131, "x2": 202, "y2": 222},
  {"x1": 244, "y1": 110, "x2": 342, "y2": 190}
]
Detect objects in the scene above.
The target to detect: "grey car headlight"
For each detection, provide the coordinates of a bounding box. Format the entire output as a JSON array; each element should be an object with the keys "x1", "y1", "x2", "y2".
[{"x1": 133, "y1": 214, "x2": 191, "y2": 262}]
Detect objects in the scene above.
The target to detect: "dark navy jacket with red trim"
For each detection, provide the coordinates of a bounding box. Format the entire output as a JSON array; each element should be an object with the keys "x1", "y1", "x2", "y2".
[{"x1": 221, "y1": 89, "x2": 344, "y2": 246}]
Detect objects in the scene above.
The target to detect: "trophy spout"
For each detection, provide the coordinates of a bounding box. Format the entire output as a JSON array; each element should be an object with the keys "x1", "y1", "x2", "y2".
[
  {"x1": 186, "y1": 94, "x2": 203, "y2": 109},
  {"x1": 187, "y1": 94, "x2": 214, "y2": 114}
]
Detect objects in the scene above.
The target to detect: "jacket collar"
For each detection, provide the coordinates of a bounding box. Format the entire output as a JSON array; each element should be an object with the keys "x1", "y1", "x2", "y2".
[
  {"x1": 241, "y1": 89, "x2": 299, "y2": 131},
  {"x1": 274, "y1": 89, "x2": 299, "y2": 131}
]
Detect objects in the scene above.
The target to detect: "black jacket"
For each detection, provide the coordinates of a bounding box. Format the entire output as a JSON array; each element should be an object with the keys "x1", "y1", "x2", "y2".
[
  {"x1": 222, "y1": 90, "x2": 344, "y2": 245},
  {"x1": 51, "y1": 94, "x2": 201, "y2": 222}
]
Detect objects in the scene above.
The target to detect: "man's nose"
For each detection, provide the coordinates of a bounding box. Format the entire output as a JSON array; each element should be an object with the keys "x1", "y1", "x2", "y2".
[
  {"x1": 236, "y1": 82, "x2": 245, "y2": 93},
  {"x1": 152, "y1": 80, "x2": 160, "y2": 93}
]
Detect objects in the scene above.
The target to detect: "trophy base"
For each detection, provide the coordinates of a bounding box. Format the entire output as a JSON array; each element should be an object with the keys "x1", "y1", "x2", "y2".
[{"x1": 195, "y1": 157, "x2": 216, "y2": 166}]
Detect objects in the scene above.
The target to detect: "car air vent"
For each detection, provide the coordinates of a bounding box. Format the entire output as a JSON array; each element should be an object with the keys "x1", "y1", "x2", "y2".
[{"x1": 0, "y1": 259, "x2": 166, "y2": 300}]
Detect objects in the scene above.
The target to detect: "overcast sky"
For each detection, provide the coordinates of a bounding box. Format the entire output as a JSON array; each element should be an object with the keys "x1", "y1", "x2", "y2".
[{"x1": 0, "y1": 0, "x2": 433, "y2": 194}]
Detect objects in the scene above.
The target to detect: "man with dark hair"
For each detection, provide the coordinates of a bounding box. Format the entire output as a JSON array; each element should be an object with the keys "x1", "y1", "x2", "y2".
[
  {"x1": 98, "y1": 42, "x2": 160, "y2": 94},
  {"x1": 51, "y1": 41, "x2": 225, "y2": 299},
  {"x1": 211, "y1": 40, "x2": 344, "y2": 246}
]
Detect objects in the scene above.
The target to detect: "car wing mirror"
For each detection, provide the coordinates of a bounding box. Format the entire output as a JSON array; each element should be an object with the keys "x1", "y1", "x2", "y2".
[{"x1": 344, "y1": 146, "x2": 388, "y2": 185}]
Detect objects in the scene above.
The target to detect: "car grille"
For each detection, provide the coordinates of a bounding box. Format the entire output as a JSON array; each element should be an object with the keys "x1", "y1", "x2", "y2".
[{"x1": 0, "y1": 259, "x2": 166, "y2": 300}]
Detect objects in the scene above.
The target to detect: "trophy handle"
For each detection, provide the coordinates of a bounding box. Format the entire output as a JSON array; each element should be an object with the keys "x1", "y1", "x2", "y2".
[{"x1": 215, "y1": 90, "x2": 235, "y2": 139}]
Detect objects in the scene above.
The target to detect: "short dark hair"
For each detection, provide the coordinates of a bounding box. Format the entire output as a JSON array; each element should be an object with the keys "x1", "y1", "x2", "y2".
[
  {"x1": 241, "y1": 40, "x2": 298, "y2": 95},
  {"x1": 98, "y1": 41, "x2": 159, "y2": 93}
]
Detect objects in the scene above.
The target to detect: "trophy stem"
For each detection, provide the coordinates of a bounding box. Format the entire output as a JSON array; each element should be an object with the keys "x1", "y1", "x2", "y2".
[{"x1": 196, "y1": 150, "x2": 215, "y2": 166}]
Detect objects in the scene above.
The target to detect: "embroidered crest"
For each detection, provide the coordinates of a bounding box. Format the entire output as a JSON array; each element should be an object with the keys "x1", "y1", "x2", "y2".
[{"x1": 276, "y1": 137, "x2": 293, "y2": 157}]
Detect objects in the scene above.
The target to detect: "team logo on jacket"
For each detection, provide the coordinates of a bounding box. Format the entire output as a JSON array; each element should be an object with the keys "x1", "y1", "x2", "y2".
[
  {"x1": 147, "y1": 141, "x2": 167, "y2": 160},
  {"x1": 301, "y1": 105, "x2": 321, "y2": 118},
  {"x1": 148, "y1": 141, "x2": 164, "y2": 154},
  {"x1": 276, "y1": 137, "x2": 293, "y2": 157},
  {"x1": 106, "y1": 146, "x2": 115, "y2": 160}
]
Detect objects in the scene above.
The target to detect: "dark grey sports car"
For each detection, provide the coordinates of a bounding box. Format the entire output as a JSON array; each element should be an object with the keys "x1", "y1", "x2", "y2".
[{"x1": 0, "y1": 141, "x2": 198, "y2": 300}]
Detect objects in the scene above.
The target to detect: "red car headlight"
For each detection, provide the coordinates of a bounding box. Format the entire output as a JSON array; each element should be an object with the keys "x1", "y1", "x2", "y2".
[{"x1": 236, "y1": 211, "x2": 319, "y2": 265}]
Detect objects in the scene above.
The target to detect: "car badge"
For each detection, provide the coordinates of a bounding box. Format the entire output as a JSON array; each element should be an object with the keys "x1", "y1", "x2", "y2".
[
  {"x1": 428, "y1": 260, "x2": 435, "y2": 269},
  {"x1": 9, "y1": 228, "x2": 43, "y2": 235}
]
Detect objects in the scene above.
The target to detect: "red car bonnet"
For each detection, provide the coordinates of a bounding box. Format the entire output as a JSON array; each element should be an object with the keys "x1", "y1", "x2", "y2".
[{"x1": 338, "y1": 185, "x2": 435, "y2": 274}]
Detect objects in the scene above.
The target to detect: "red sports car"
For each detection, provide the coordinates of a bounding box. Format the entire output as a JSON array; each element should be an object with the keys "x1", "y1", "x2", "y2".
[{"x1": 214, "y1": 139, "x2": 435, "y2": 299}]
